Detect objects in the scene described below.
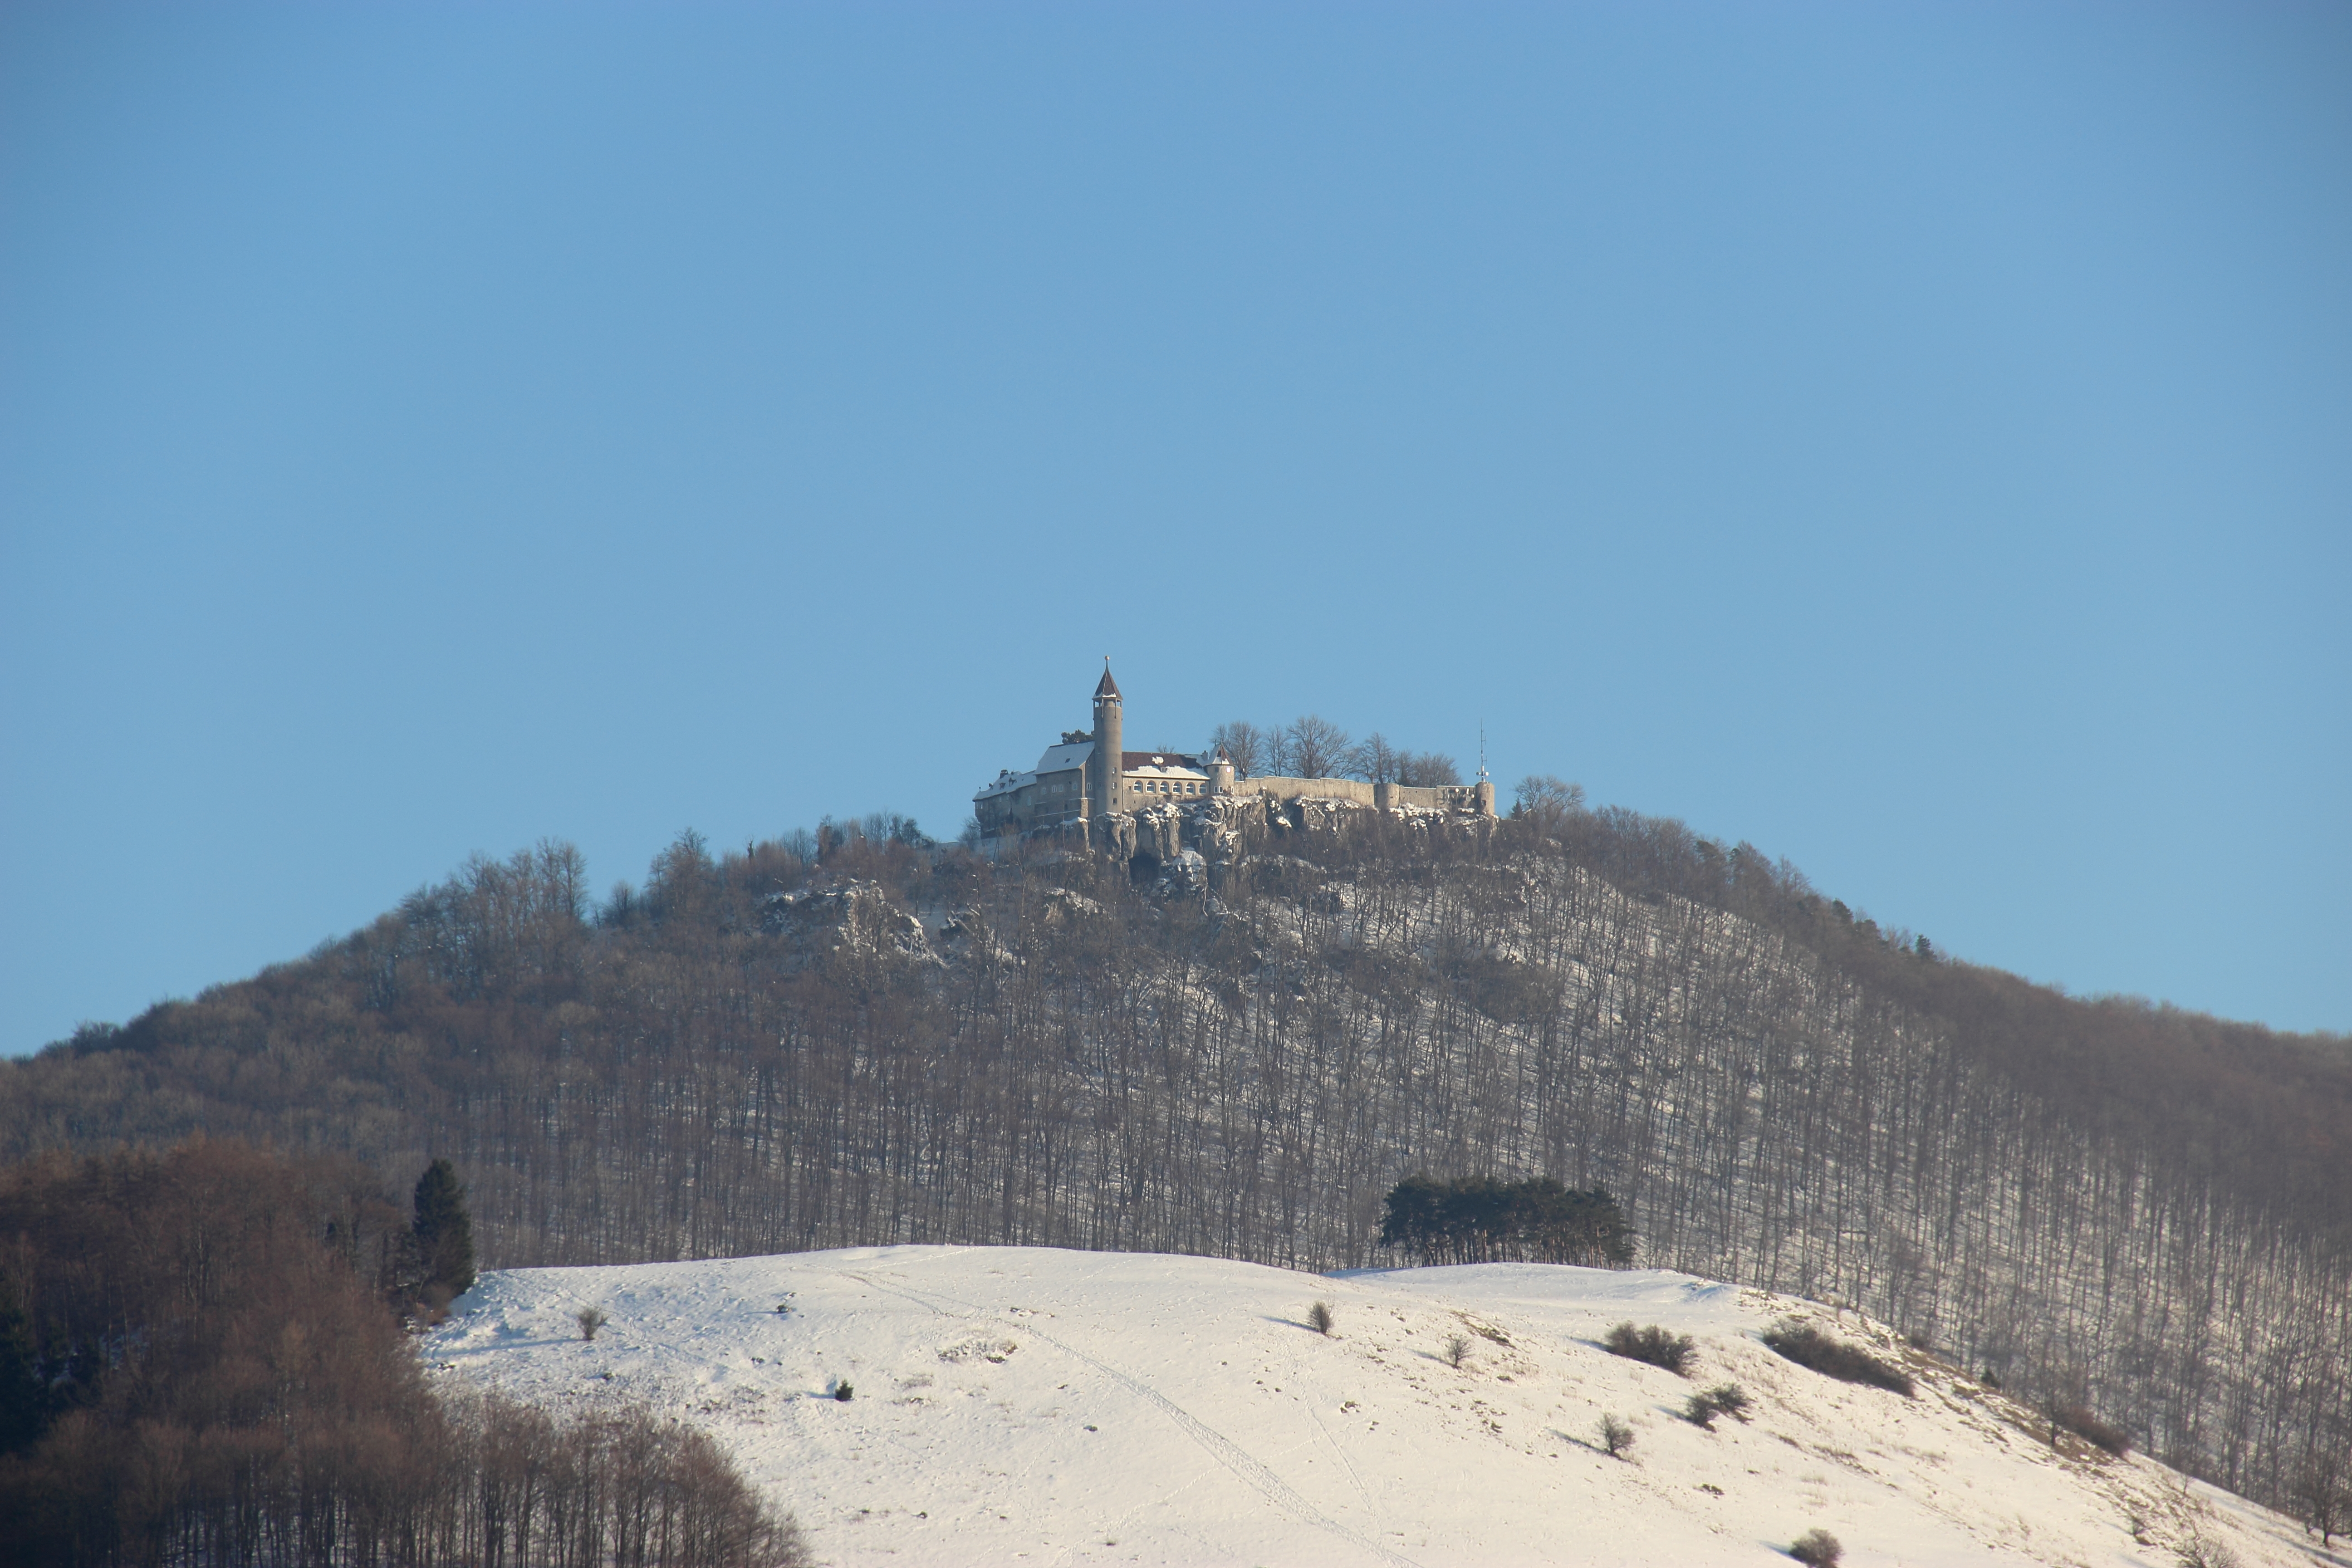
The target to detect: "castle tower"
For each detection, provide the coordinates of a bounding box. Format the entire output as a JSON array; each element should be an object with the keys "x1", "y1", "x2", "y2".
[{"x1": 1088, "y1": 662, "x2": 1123, "y2": 822}]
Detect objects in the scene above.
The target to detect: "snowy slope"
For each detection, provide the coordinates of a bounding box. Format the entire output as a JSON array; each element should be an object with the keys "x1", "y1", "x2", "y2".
[{"x1": 423, "y1": 1247, "x2": 2333, "y2": 1568}]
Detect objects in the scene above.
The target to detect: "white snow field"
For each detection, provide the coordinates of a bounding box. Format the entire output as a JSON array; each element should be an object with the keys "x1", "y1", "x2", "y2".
[{"x1": 424, "y1": 1247, "x2": 2332, "y2": 1568}]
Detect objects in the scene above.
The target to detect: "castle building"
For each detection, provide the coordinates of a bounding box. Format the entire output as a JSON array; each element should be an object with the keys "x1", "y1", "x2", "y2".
[{"x1": 972, "y1": 665, "x2": 1493, "y2": 847}]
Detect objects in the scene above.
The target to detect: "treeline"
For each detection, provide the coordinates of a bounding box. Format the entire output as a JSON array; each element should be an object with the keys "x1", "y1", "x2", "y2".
[
  {"x1": 1378, "y1": 1175, "x2": 1632, "y2": 1266},
  {"x1": 2, "y1": 792, "x2": 2347, "y2": 1523},
  {"x1": 1205, "y1": 716, "x2": 1459, "y2": 785},
  {"x1": 0, "y1": 1139, "x2": 801, "y2": 1568},
  {"x1": 1512, "y1": 773, "x2": 2352, "y2": 1235}
]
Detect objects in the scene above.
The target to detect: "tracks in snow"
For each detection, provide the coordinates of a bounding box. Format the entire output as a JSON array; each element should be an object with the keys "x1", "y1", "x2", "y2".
[{"x1": 838, "y1": 1267, "x2": 1426, "y2": 1568}]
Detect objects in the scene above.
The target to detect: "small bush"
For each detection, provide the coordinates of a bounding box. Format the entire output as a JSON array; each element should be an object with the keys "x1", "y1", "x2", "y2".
[
  {"x1": 1789, "y1": 1527, "x2": 1842, "y2": 1566},
  {"x1": 1444, "y1": 1333, "x2": 1472, "y2": 1369},
  {"x1": 1604, "y1": 1321, "x2": 1695, "y2": 1375},
  {"x1": 1308, "y1": 1301, "x2": 1335, "y2": 1337},
  {"x1": 833, "y1": 1381, "x2": 853, "y2": 1402},
  {"x1": 1702, "y1": 1383, "x2": 1750, "y2": 1421},
  {"x1": 2051, "y1": 1403, "x2": 2131, "y2": 1456},
  {"x1": 1598, "y1": 1413, "x2": 1634, "y2": 1458},
  {"x1": 2176, "y1": 1527, "x2": 2241, "y2": 1568},
  {"x1": 577, "y1": 1305, "x2": 609, "y2": 1342},
  {"x1": 1684, "y1": 1384, "x2": 1749, "y2": 1427},
  {"x1": 1762, "y1": 1320, "x2": 1912, "y2": 1397}
]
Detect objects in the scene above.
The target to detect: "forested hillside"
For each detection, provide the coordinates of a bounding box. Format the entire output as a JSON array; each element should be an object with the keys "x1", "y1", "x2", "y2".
[{"x1": 4, "y1": 791, "x2": 2346, "y2": 1523}]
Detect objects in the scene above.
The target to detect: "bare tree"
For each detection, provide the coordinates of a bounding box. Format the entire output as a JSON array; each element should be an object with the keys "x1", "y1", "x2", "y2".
[
  {"x1": 1350, "y1": 732, "x2": 1401, "y2": 783},
  {"x1": 1513, "y1": 774, "x2": 1585, "y2": 834},
  {"x1": 1397, "y1": 750, "x2": 1460, "y2": 786},
  {"x1": 2295, "y1": 1450, "x2": 2348, "y2": 1546},
  {"x1": 1209, "y1": 722, "x2": 1269, "y2": 778},
  {"x1": 1285, "y1": 715, "x2": 1352, "y2": 778}
]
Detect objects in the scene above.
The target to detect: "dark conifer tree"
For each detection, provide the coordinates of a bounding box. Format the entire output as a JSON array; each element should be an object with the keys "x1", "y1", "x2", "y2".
[
  {"x1": 413, "y1": 1157, "x2": 477, "y2": 1299},
  {"x1": 0, "y1": 1284, "x2": 46, "y2": 1455}
]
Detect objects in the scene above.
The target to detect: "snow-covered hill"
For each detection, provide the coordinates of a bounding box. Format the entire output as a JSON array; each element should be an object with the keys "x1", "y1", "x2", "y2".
[{"x1": 423, "y1": 1247, "x2": 2331, "y2": 1568}]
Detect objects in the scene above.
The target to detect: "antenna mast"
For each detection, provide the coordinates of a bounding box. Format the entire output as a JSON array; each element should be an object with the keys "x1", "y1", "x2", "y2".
[{"x1": 1478, "y1": 720, "x2": 1489, "y2": 784}]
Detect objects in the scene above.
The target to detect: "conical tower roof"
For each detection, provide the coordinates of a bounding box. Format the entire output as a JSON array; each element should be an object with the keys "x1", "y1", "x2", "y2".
[{"x1": 1094, "y1": 663, "x2": 1122, "y2": 700}]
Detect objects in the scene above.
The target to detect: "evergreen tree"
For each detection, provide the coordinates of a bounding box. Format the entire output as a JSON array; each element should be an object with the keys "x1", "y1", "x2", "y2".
[
  {"x1": 0, "y1": 1283, "x2": 49, "y2": 1455},
  {"x1": 412, "y1": 1157, "x2": 476, "y2": 1298}
]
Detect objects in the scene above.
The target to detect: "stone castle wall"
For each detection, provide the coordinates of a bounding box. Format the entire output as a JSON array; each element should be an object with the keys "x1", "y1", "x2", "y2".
[{"x1": 1224, "y1": 776, "x2": 1488, "y2": 813}]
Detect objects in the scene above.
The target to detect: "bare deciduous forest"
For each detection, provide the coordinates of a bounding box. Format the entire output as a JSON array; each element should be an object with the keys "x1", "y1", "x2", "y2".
[
  {"x1": 3, "y1": 793, "x2": 2345, "y2": 1521},
  {"x1": 0, "y1": 1140, "x2": 804, "y2": 1568}
]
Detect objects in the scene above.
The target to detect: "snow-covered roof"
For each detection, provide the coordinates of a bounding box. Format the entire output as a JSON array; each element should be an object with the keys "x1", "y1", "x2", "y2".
[
  {"x1": 1123, "y1": 752, "x2": 1208, "y2": 780},
  {"x1": 973, "y1": 769, "x2": 1035, "y2": 802},
  {"x1": 977, "y1": 742, "x2": 1207, "y2": 801}
]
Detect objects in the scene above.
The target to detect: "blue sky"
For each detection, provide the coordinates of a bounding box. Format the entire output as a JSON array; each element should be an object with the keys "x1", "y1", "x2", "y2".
[{"x1": 3, "y1": 2, "x2": 2346, "y2": 1052}]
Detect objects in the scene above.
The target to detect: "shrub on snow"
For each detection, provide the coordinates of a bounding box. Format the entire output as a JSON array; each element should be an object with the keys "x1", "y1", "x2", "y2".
[
  {"x1": 1604, "y1": 1321, "x2": 1695, "y2": 1375},
  {"x1": 1762, "y1": 1320, "x2": 1912, "y2": 1397},
  {"x1": 1789, "y1": 1527, "x2": 1842, "y2": 1565}
]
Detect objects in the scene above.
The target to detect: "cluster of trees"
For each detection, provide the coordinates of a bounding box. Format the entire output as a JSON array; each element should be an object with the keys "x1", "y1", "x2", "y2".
[
  {"x1": 1378, "y1": 1175, "x2": 1633, "y2": 1266},
  {"x1": 419, "y1": 1393, "x2": 798, "y2": 1568},
  {"x1": 3, "y1": 789, "x2": 2347, "y2": 1524},
  {"x1": 1207, "y1": 718, "x2": 1459, "y2": 785},
  {"x1": 0, "y1": 1140, "x2": 799, "y2": 1568}
]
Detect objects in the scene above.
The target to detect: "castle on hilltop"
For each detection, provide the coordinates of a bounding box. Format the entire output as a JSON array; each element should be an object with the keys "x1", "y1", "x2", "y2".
[{"x1": 973, "y1": 665, "x2": 1494, "y2": 850}]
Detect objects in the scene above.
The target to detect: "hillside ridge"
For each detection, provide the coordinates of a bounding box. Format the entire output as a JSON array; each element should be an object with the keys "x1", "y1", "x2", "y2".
[{"x1": 5, "y1": 796, "x2": 2347, "y2": 1523}]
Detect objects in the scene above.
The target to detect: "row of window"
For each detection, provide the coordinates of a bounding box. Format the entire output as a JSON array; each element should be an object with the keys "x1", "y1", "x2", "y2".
[
  {"x1": 1021, "y1": 777, "x2": 1464, "y2": 802},
  {"x1": 1018, "y1": 775, "x2": 1205, "y2": 800}
]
